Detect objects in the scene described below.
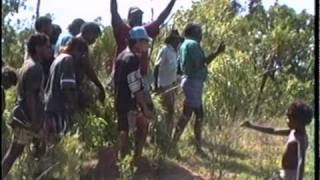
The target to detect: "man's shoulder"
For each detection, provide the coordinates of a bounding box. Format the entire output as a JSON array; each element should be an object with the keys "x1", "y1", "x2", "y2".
[
  {"x1": 56, "y1": 53, "x2": 73, "y2": 62},
  {"x1": 21, "y1": 59, "x2": 43, "y2": 75},
  {"x1": 52, "y1": 54, "x2": 73, "y2": 68},
  {"x1": 184, "y1": 39, "x2": 199, "y2": 47},
  {"x1": 117, "y1": 49, "x2": 135, "y2": 63},
  {"x1": 162, "y1": 45, "x2": 172, "y2": 52},
  {"x1": 60, "y1": 32, "x2": 73, "y2": 39}
]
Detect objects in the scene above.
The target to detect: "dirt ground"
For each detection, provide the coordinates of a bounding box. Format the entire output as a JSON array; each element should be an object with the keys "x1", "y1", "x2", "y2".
[{"x1": 80, "y1": 146, "x2": 208, "y2": 180}]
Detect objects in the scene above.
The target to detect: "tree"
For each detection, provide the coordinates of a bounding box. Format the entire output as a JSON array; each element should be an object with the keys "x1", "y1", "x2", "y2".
[{"x1": 172, "y1": 0, "x2": 314, "y2": 118}]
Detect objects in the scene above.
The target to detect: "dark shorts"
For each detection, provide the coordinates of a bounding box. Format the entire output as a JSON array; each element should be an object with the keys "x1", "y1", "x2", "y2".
[
  {"x1": 117, "y1": 110, "x2": 139, "y2": 132},
  {"x1": 181, "y1": 78, "x2": 204, "y2": 109}
]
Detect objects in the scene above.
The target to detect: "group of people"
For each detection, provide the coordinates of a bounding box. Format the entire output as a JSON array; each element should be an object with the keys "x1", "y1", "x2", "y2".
[
  {"x1": 1, "y1": 0, "x2": 314, "y2": 179},
  {"x1": 2, "y1": 15, "x2": 105, "y2": 177}
]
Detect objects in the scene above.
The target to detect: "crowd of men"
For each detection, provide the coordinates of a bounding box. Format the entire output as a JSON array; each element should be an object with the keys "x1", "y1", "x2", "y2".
[{"x1": 1, "y1": 0, "x2": 313, "y2": 179}]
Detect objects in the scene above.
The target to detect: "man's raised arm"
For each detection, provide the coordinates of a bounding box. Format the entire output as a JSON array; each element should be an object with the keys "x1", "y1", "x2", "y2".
[
  {"x1": 111, "y1": 0, "x2": 124, "y2": 26},
  {"x1": 154, "y1": 0, "x2": 176, "y2": 25}
]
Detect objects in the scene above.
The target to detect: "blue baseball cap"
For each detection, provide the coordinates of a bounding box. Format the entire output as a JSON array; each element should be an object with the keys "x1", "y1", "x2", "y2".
[{"x1": 129, "y1": 26, "x2": 152, "y2": 41}]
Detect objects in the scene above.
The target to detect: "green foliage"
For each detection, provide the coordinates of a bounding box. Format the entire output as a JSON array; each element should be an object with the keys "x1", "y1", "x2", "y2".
[
  {"x1": 2, "y1": 0, "x2": 33, "y2": 68},
  {"x1": 173, "y1": 0, "x2": 313, "y2": 120},
  {"x1": 90, "y1": 26, "x2": 116, "y2": 76},
  {"x1": 117, "y1": 153, "x2": 137, "y2": 180},
  {"x1": 10, "y1": 134, "x2": 85, "y2": 179}
]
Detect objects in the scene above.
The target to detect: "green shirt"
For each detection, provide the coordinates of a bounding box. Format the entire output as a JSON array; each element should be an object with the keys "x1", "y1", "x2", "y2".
[{"x1": 178, "y1": 38, "x2": 207, "y2": 81}]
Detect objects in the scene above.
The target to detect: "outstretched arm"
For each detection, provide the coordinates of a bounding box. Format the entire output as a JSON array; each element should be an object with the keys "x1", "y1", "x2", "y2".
[
  {"x1": 206, "y1": 43, "x2": 225, "y2": 65},
  {"x1": 154, "y1": 0, "x2": 176, "y2": 25},
  {"x1": 111, "y1": 0, "x2": 124, "y2": 26},
  {"x1": 241, "y1": 121, "x2": 291, "y2": 136}
]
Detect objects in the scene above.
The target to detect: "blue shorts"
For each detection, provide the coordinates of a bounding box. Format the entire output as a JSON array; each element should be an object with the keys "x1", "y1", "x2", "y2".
[{"x1": 181, "y1": 78, "x2": 204, "y2": 109}]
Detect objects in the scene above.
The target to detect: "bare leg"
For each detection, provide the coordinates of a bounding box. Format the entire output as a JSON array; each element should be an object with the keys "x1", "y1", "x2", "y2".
[
  {"x1": 134, "y1": 115, "x2": 149, "y2": 162},
  {"x1": 172, "y1": 104, "x2": 193, "y2": 146},
  {"x1": 118, "y1": 131, "x2": 129, "y2": 159},
  {"x1": 2, "y1": 142, "x2": 25, "y2": 177}
]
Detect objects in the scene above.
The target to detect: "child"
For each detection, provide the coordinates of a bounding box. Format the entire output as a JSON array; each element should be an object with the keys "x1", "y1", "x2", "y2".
[
  {"x1": 44, "y1": 38, "x2": 89, "y2": 142},
  {"x1": 241, "y1": 101, "x2": 313, "y2": 180},
  {"x1": 114, "y1": 26, "x2": 152, "y2": 163},
  {"x1": 1, "y1": 66, "x2": 18, "y2": 158},
  {"x1": 153, "y1": 29, "x2": 183, "y2": 137},
  {"x1": 1, "y1": 66, "x2": 18, "y2": 116}
]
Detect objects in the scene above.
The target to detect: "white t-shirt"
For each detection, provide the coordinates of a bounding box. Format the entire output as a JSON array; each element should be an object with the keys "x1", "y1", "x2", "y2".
[{"x1": 156, "y1": 44, "x2": 178, "y2": 87}]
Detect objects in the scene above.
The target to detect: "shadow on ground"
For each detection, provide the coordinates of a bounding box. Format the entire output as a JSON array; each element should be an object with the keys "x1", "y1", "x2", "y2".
[
  {"x1": 178, "y1": 140, "x2": 262, "y2": 178},
  {"x1": 80, "y1": 146, "x2": 207, "y2": 180}
]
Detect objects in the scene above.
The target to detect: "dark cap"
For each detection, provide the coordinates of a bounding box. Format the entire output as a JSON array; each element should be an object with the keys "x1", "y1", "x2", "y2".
[{"x1": 128, "y1": 7, "x2": 143, "y2": 16}]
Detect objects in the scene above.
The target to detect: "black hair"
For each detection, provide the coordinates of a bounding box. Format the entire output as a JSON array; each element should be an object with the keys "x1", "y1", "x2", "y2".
[
  {"x1": 2, "y1": 66, "x2": 18, "y2": 87},
  {"x1": 128, "y1": 39, "x2": 138, "y2": 49},
  {"x1": 50, "y1": 24, "x2": 62, "y2": 44},
  {"x1": 35, "y1": 16, "x2": 52, "y2": 32},
  {"x1": 68, "y1": 18, "x2": 85, "y2": 35},
  {"x1": 128, "y1": 38, "x2": 149, "y2": 50},
  {"x1": 27, "y1": 34, "x2": 49, "y2": 56},
  {"x1": 52, "y1": 24, "x2": 61, "y2": 34},
  {"x1": 183, "y1": 23, "x2": 202, "y2": 39},
  {"x1": 80, "y1": 22, "x2": 101, "y2": 36},
  {"x1": 287, "y1": 101, "x2": 313, "y2": 126},
  {"x1": 164, "y1": 29, "x2": 183, "y2": 44},
  {"x1": 64, "y1": 38, "x2": 88, "y2": 54}
]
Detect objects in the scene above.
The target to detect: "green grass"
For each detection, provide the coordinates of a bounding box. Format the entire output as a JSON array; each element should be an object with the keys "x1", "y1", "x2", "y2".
[
  {"x1": 3, "y1": 88, "x2": 315, "y2": 179},
  {"x1": 170, "y1": 117, "x2": 315, "y2": 179}
]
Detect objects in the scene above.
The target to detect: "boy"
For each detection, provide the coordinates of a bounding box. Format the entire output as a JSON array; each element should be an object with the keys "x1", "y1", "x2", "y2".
[
  {"x1": 2, "y1": 34, "x2": 51, "y2": 177},
  {"x1": 109, "y1": 0, "x2": 177, "y2": 108},
  {"x1": 241, "y1": 101, "x2": 313, "y2": 180},
  {"x1": 114, "y1": 26, "x2": 152, "y2": 163},
  {"x1": 75, "y1": 22, "x2": 105, "y2": 106},
  {"x1": 1, "y1": 66, "x2": 18, "y2": 116},
  {"x1": 154, "y1": 29, "x2": 183, "y2": 136},
  {"x1": 1, "y1": 66, "x2": 18, "y2": 158},
  {"x1": 44, "y1": 38, "x2": 88, "y2": 142},
  {"x1": 34, "y1": 16, "x2": 54, "y2": 86},
  {"x1": 54, "y1": 18, "x2": 85, "y2": 57}
]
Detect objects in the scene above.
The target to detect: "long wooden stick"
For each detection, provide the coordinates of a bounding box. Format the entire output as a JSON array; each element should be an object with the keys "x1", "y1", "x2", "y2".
[{"x1": 35, "y1": 161, "x2": 60, "y2": 180}]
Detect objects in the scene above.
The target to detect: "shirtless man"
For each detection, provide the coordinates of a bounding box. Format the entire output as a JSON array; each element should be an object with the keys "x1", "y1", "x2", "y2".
[{"x1": 2, "y1": 34, "x2": 51, "y2": 177}]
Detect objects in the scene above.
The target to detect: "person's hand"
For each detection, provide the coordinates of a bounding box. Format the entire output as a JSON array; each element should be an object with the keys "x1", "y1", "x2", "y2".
[
  {"x1": 98, "y1": 88, "x2": 106, "y2": 104},
  {"x1": 216, "y1": 42, "x2": 226, "y2": 54},
  {"x1": 240, "y1": 120, "x2": 251, "y2": 128}
]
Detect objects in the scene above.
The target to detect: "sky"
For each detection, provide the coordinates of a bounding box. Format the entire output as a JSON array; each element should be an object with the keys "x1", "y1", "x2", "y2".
[{"x1": 10, "y1": 0, "x2": 314, "y2": 32}]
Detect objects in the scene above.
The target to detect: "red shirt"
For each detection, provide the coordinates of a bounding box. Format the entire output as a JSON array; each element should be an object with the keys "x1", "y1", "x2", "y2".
[{"x1": 111, "y1": 18, "x2": 160, "y2": 75}]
